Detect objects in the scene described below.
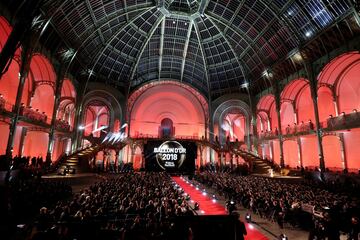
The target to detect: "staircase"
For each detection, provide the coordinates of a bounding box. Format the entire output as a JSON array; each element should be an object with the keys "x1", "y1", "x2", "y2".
[
  {"x1": 57, "y1": 145, "x2": 101, "y2": 175},
  {"x1": 196, "y1": 139, "x2": 276, "y2": 174},
  {"x1": 232, "y1": 148, "x2": 276, "y2": 174}
]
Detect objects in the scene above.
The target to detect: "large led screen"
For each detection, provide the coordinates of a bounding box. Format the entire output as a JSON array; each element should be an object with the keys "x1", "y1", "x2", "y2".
[{"x1": 144, "y1": 140, "x2": 196, "y2": 174}]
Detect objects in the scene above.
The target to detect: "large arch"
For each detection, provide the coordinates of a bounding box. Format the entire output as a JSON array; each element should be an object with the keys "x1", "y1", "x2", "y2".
[
  {"x1": 318, "y1": 52, "x2": 360, "y2": 114},
  {"x1": 130, "y1": 83, "x2": 206, "y2": 138},
  {"x1": 57, "y1": 78, "x2": 76, "y2": 129},
  {"x1": 222, "y1": 112, "x2": 246, "y2": 142},
  {"x1": 318, "y1": 52, "x2": 360, "y2": 171},
  {"x1": 29, "y1": 54, "x2": 57, "y2": 120},
  {"x1": 0, "y1": 16, "x2": 23, "y2": 108},
  {"x1": 213, "y1": 99, "x2": 251, "y2": 146},
  {"x1": 83, "y1": 102, "x2": 110, "y2": 138},
  {"x1": 82, "y1": 88, "x2": 123, "y2": 135},
  {"x1": 256, "y1": 94, "x2": 277, "y2": 132},
  {"x1": 317, "y1": 86, "x2": 336, "y2": 123},
  {"x1": 280, "y1": 78, "x2": 313, "y2": 130}
]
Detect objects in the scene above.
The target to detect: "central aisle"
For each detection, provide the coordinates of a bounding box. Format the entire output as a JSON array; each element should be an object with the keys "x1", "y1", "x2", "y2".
[{"x1": 172, "y1": 176, "x2": 269, "y2": 240}]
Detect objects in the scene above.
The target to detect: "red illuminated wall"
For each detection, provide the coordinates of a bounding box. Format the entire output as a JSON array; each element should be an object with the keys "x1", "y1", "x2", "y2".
[
  {"x1": 23, "y1": 131, "x2": 49, "y2": 159},
  {"x1": 317, "y1": 86, "x2": 336, "y2": 122},
  {"x1": 58, "y1": 78, "x2": 76, "y2": 128},
  {"x1": 317, "y1": 52, "x2": 360, "y2": 171},
  {"x1": 272, "y1": 140, "x2": 280, "y2": 165},
  {"x1": 83, "y1": 105, "x2": 110, "y2": 137},
  {"x1": 280, "y1": 102, "x2": 295, "y2": 128},
  {"x1": 322, "y1": 136, "x2": 342, "y2": 170},
  {"x1": 256, "y1": 95, "x2": 277, "y2": 131},
  {"x1": 130, "y1": 84, "x2": 205, "y2": 138},
  {"x1": 343, "y1": 129, "x2": 360, "y2": 170},
  {"x1": 337, "y1": 62, "x2": 360, "y2": 113},
  {"x1": 52, "y1": 138, "x2": 69, "y2": 162},
  {"x1": 223, "y1": 113, "x2": 246, "y2": 142},
  {"x1": 0, "y1": 123, "x2": 10, "y2": 155},
  {"x1": 29, "y1": 55, "x2": 56, "y2": 119},
  {"x1": 283, "y1": 140, "x2": 299, "y2": 168},
  {"x1": 300, "y1": 136, "x2": 318, "y2": 168},
  {"x1": 296, "y1": 86, "x2": 314, "y2": 123}
]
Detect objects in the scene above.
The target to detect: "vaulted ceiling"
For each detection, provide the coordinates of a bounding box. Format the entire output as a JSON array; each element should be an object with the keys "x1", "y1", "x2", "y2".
[{"x1": 23, "y1": 0, "x2": 359, "y2": 98}]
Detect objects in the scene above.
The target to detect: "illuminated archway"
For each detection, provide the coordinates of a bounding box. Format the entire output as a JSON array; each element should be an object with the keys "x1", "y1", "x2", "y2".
[
  {"x1": 213, "y1": 99, "x2": 251, "y2": 146},
  {"x1": 318, "y1": 52, "x2": 360, "y2": 171},
  {"x1": 222, "y1": 112, "x2": 246, "y2": 142},
  {"x1": 130, "y1": 82, "x2": 206, "y2": 138},
  {"x1": 0, "y1": 16, "x2": 23, "y2": 107},
  {"x1": 83, "y1": 101, "x2": 110, "y2": 138},
  {"x1": 29, "y1": 54, "x2": 57, "y2": 120},
  {"x1": 280, "y1": 78, "x2": 313, "y2": 128},
  {"x1": 82, "y1": 89, "x2": 122, "y2": 135},
  {"x1": 256, "y1": 94, "x2": 276, "y2": 131}
]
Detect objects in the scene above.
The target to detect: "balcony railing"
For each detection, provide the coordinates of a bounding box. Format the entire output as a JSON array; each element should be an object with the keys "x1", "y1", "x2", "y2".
[
  {"x1": 325, "y1": 112, "x2": 360, "y2": 130},
  {"x1": 259, "y1": 122, "x2": 317, "y2": 140},
  {"x1": 54, "y1": 119, "x2": 71, "y2": 132},
  {"x1": 20, "y1": 106, "x2": 49, "y2": 124},
  {"x1": 131, "y1": 134, "x2": 202, "y2": 140},
  {"x1": 0, "y1": 97, "x2": 14, "y2": 113}
]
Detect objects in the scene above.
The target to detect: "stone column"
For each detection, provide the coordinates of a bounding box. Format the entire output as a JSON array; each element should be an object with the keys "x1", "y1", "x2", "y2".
[
  {"x1": 5, "y1": 41, "x2": 32, "y2": 158},
  {"x1": 46, "y1": 66, "x2": 64, "y2": 162},
  {"x1": 274, "y1": 81, "x2": 285, "y2": 167},
  {"x1": 297, "y1": 138, "x2": 303, "y2": 167},
  {"x1": 306, "y1": 63, "x2": 325, "y2": 171},
  {"x1": 18, "y1": 127, "x2": 27, "y2": 157},
  {"x1": 338, "y1": 133, "x2": 347, "y2": 170}
]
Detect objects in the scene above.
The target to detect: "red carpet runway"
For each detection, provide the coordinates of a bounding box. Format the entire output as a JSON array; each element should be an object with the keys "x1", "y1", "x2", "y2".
[{"x1": 172, "y1": 176, "x2": 269, "y2": 240}]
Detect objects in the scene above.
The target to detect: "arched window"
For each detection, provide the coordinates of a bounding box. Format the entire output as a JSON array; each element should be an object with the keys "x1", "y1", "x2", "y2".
[{"x1": 159, "y1": 118, "x2": 174, "y2": 138}]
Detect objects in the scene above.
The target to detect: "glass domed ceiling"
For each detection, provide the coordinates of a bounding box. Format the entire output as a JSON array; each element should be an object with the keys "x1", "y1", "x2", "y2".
[{"x1": 40, "y1": 0, "x2": 352, "y2": 99}]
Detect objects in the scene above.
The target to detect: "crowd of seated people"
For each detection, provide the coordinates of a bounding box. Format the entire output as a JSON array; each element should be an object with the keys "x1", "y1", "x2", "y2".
[
  {"x1": 19, "y1": 103, "x2": 48, "y2": 123},
  {"x1": 0, "y1": 174, "x2": 72, "y2": 239},
  {"x1": 195, "y1": 172, "x2": 360, "y2": 239},
  {"x1": 54, "y1": 119, "x2": 71, "y2": 131},
  {"x1": 199, "y1": 162, "x2": 250, "y2": 176},
  {"x1": 31, "y1": 173, "x2": 195, "y2": 239}
]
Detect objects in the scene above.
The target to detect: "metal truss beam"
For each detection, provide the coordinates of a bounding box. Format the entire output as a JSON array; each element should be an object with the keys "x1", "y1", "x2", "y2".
[
  {"x1": 180, "y1": 20, "x2": 193, "y2": 82},
  {"x1": 158, "y1": 18, "x2": 166, "y2": 79}
]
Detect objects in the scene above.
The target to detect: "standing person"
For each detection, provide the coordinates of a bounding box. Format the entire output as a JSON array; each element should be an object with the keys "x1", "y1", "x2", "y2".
[
  {"x1": 233, "y1": 212, "x2": 247, "y2": 240},
  {"x1": 348, "y1": 217, "x2": 360, "y2": 240}
]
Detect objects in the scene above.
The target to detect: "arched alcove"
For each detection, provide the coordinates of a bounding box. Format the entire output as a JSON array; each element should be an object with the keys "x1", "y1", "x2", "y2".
[
  {"x1": 317, "y1": 86, "x2": 336, "y2": 122},
  {"x1": 222, "y1": 112, "x2": 246, "y2": 142},
  {"x1": 280, "y1": 78, "x2": 312, "y2": 128},
  {"x1": 213, "y1": 99, "x2": 251, "y2": 145},
  {"x1": 29, "y1": 54, "x2": 57, "y2": 119},
  {"x1": 257, "y1": 94, "x2": 276, "y2": 131},
  {"x1": 130, "y1": 83, "x2": 206, "y2": 138},
  {"x1": 318, "y1": 52, "x2": 360, "y2": 171}
]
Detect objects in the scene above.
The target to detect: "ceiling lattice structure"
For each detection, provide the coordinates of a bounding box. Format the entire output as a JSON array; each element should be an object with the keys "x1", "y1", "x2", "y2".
[{"x1": 37, "y1": 0, "x2": 355, "y2": 99}]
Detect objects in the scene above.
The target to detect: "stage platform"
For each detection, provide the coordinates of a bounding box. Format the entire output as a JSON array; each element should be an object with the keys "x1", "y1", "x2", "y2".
[
  {"x1": 42, "y1": 172, "x2": 100, "y2": 179},
  {"x1": 251, "y1": 173, "x2": 303, "y2": 179}
]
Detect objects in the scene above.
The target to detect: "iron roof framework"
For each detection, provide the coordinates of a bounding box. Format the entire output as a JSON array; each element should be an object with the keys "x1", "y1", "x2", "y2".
[{"x1": 34, "y1": 0, "x2": 356, "y2": 99}]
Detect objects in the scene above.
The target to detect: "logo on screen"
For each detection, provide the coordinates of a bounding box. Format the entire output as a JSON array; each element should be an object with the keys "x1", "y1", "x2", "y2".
[{"x1": 154, "y1": 141, "x2": 186, "y2": 169}]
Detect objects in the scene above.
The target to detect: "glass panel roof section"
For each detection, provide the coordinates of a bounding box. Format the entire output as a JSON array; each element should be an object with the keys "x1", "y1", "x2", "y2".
[{"x1": 39, "y1": 0, "x2": 353, "y2": 98}]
